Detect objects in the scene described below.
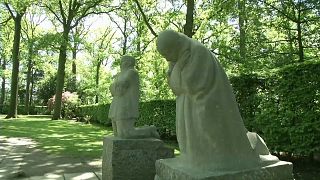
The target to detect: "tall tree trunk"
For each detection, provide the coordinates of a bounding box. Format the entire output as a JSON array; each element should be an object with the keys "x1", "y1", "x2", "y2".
[
  {"x1": 52, "y1": 29, "x2": 70, "y2": 120},
  {"x1": 0, "y1": 58, "x2": 6, "y2": 107},
  {"x1": 122, "y1": 18, "x2": 128, "y2": 55},
  {"x1": 238, "y1": 0, "x2": 246, "y2": 68},
  {"x1": 0, "y1": 58, "x2": 5, "y2": 114},
  {"x1": 6, "y1": 14, "x2": 23, "y2": 118},
  {"x1": 71, "y1": 42, "x2": 77, "y2": 92},
  {"x1": 297, "y1": 11, "x2": 303, "y2": 62},
  {"x1": 184, "y1": 0, "x2": 194, "y2": 38},
  {"x1": 24, "y1": 43, "x2": 33, "y2": 115},
  {"x1": 95, "y1": 61, "x2": 101, "y2": 104},
  {"x1": 295, "y1": 1, "x2": 304, "y2": 62},
  {"x1": 29, "y1": 69, "x2": 34, "y2": 106}
]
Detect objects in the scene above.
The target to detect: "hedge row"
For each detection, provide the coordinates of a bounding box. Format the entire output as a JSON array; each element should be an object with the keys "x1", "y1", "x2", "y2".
[
  {"x1": 78, "y1": 104, "x2": 111, "y2": 125},
  {"x1": 255, "y1": 61, "x2": 320, "y2": 156},
  {"x1": 77, "y1": 60, "x2": 320, "y2": 156},
  {"x1": 0, "y1": 105, "x2": 48, "y2": 115}
]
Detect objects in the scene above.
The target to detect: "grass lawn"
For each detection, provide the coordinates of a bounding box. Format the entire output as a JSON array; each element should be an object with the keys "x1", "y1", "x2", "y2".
[{"x1": 0, "y1": 115, "x2": 113, "y2": 158}]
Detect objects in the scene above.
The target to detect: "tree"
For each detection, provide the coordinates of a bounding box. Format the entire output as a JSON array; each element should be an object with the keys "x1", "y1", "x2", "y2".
[
  {"x1": 3, "y1": 1, "x2": 28, "y2": 118},
  {"x1": 0, "y1": 8, "x2": 13, "y2": 110},
  {"x1": 21, "y1": 4, "x2": 45, "y2": 114},
  {"x1": 262, "y1": 0, "x2": 320, "y2": 62},
  {"x1": 44, "y1": 0, "x2": 115, "y2": 119}
]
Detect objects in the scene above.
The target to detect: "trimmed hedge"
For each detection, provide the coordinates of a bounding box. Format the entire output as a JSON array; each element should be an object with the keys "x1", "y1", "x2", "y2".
[
  {"x1": 137, "y1": 100, "x2": 176, "y2": 139},
  {"x1": 0, "y1": 105, "x2": 48, "y2": 115},
  {"x1": 78, "y1": 104, "x2": 111, "y2": 125},
  {"x1": 255, "y1": 61, "x2": 320, "y2": 156}
]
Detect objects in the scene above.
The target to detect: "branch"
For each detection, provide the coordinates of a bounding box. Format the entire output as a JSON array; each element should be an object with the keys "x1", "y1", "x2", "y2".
[
  {"x1": 133, "y1": 0, "x2": 158, "y2": 37},
  {"x1": 141, "y1": 36, "x2": 157, "y2": 52},
  {"x1": 44, "y1": 4, "x2": 63, "y2": 24},
  {"x1": 211, "y1": 50, "x2": 235, "y2": 61},
  {"x1": 301, "y1": 17, "x2": 320, "y2": 24},
  {"x1": 59, "y1": 0, "x2": 67, "y2": 23},
  {"x1": 108, "y1": 14, "x2": 125, "y2": 35},
  {"x1": 0, "y1": 16, "x2": 12, "y2": 25},
  {"x1": 4, "y1": 3, "x2": 16, "y2": 19},
  {"x1": 70, "y1": 2, "x2": 119, "y2": 29},
  {"x1": 262, "y1": 0, "x2": 297, "y2": 23}
]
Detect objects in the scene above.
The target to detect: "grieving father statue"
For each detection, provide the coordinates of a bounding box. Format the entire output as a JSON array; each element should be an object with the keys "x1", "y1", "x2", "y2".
[
  {"x1": 108, "y1": 55, "x2": 159, "y2": 139},
  {"x1": 156, "y1": 30, "x2": 279, "y2": 171}
]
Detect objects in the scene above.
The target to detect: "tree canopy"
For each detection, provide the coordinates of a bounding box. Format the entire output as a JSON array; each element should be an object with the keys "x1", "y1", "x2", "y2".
[{"x1": 0, "y1": 0, "x2": 319, "y2": 117}]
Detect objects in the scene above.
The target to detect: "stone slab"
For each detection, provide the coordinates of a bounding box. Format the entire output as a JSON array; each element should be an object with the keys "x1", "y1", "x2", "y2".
[
  {"x1": 64, "y1": 172, "x2": 99, "y2": 180},
  {"x1": 28, "y1": 174, "x2": 64, "y2": 180},
  {"x1": 155, "y1": 158, "x2": 293, "y2": 180},
  {"x1": 102, "y1": 136, "x2": 174, "y2": 180}
]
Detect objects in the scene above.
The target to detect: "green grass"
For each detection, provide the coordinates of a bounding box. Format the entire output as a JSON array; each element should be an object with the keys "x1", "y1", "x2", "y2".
[{"x1": 0, "y1": 115, "x2": 113, "y2": 158}]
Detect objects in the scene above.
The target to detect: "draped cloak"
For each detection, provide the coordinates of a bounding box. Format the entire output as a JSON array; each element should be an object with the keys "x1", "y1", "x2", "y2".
[
  {"x1": 168, "y1": 39, "x2": 261, "y2": 171},
  {"x1": 108, "y1": 69, "x2": 139, "y2": 120}
]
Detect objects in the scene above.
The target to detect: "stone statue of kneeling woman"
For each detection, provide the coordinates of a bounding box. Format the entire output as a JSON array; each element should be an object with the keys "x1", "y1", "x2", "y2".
[{"x1": 108, "y1": 55, "x2": 160, "y2": 139}]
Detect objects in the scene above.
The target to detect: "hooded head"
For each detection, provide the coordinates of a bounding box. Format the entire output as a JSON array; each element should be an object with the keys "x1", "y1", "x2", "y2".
[
  {"x1": 156, "y1": 30, "x2": 185, "y2": 62},
  {"x1": 120, "y1": 55, "x2": 136, "y2": 71}
]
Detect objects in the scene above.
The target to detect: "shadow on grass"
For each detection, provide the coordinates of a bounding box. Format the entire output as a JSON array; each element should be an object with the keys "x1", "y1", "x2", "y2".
[{"x1": 0, "y1": 115, "x2": 112, "y2": 158}]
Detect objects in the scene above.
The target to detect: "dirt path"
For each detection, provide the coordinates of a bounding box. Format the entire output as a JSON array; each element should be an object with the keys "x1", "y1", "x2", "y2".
[{"x1": 0, "y1": 136, "x2": 101, "y2": 179}]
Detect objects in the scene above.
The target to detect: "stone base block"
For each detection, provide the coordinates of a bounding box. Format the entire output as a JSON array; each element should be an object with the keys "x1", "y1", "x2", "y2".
[
  {"x1": 155, "y1": 158, "x2": 293, "y2": 180},
  {"x1": 102, "y1": 136, "x2": 174, "y2": 180}
]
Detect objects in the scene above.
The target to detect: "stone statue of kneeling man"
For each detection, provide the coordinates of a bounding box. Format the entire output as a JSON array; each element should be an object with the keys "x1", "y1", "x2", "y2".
[{"x1": 108, "y1": 55, "x2": 160, "y2": 139}]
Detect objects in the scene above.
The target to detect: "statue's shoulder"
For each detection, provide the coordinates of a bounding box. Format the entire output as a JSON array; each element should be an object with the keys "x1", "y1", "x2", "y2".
[
  {"x1": 191, "y1": 41, "x2": 209, "y2": 55},
  {"x1": 127, "y1": 69, "x2": 139, "y2": 78}
]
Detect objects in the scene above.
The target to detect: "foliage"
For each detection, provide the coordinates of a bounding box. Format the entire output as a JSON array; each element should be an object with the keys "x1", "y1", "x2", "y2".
[
  {"x1": 37, "y1": 75, "x2": 56, "y2": 105},
  {"x1": 137, "y1": 100, "x2": 176, "y2": 139},
  {"x1": 48, "y1": 91, "x2": 80, "y2": 119},
  {"x1": 77, "y1": 103, "x2": 110, "y2": 125},
  {"x1": 256, "y1": 60, "x2": 320, "y2": 156},
  {"x1": 230, "y1": 74, "x2": 266, "y2": 131},
  {"x1": 0, "y1": 104, "x2": 47, "y2": 115}
]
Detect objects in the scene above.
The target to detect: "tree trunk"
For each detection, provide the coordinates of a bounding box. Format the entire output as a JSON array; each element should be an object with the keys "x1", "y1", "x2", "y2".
[
  {"x1": 0, "y1": 58, "x2": 6, "y2": 107},
  {"x1": 52, "y1": 29, "x2": 70, "y2": 120},
  {"x1": 6, "y1": 14, "x2": 23, "y2": 118},
  {"x1": 24, "y1": 43, "x2": 33, "y2": 115},
  {"x1": 122, "y1": 18, "x2": 128, "y2": 55},
  {"x1": 71, "y1": 42, "x2": 77, "y2": 92},
  {"x1": 238, "y1": 0, "x2": 246, "y2": 67},
  {"x1": 184, "y1": 0, "x2": 194, "y2": 38},
  {"x1": 29, "y1": 69, "x2": 34, "y2": 106},
  {"x1": 95, "y1": 61, "x2": 101, "y2": 104},
  {"x1": 297, "y1": 12, "x2": 304, "y2": 62}
]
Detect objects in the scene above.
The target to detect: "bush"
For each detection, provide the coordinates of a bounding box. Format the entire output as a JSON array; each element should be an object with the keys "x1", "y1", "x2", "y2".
[
  {"x1": 48, "y1": 91, "x2": 80, "y2": 119},
  {"x1": 78, "y1": 104, "x2": 111, "y2": 125}
]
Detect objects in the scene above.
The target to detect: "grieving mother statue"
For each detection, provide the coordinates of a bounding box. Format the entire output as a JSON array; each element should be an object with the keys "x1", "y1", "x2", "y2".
[
  {"x1": 108, "y1": 55, "x2": 159, "y2": 139},
  {"x1": 156, "y1": 30, "x2": 278, "y2": 171}
]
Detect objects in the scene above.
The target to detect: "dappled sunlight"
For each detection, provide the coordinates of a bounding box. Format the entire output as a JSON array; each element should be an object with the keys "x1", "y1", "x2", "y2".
[{"x1": 0, "y1": 115, "x2": 112, "y2": 158}]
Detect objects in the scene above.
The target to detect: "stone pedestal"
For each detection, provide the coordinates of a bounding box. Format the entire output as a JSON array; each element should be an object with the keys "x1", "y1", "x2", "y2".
[
  {"x1": 102, "y1": 136, "x2": 174, "y2": 180},
  {"x1": 155, "y1": 158, "x2": 293, "y2": 180}
]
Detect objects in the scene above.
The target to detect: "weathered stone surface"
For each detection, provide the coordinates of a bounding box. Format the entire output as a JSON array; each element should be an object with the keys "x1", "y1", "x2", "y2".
[
  {"x1": 64, "y1": 172, "x2": 98, "y2": 180},
  {"x1": 102, "y1": 136, "x2": 173, "y2": 180},
  {"x1": 155, "y1": 158, "x2": 293, "y2": 180},
  {"x1": 108, "y1": 56, "x2": 159, "y2": 139}
]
